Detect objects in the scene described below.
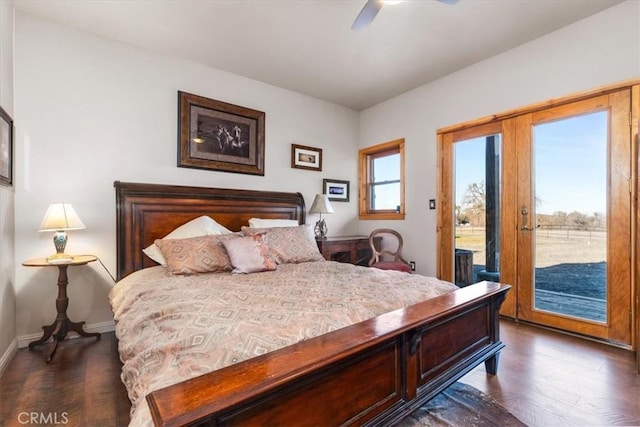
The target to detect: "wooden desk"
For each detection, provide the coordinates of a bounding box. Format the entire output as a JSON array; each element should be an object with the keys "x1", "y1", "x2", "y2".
[
  {"x1": 316, "y1": 235, "x2": 381, "y2": 267},
  {"x1": 22, "y1": 255, "x2": 101, "y2": 362}
]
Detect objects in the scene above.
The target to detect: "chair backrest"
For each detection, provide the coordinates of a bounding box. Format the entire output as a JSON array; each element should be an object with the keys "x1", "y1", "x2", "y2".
[{"x1": 368, "y1": 228, "x2": 409, "y2": 266}]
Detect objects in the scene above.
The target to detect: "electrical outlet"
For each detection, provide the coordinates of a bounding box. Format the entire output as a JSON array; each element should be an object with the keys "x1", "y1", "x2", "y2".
[{"x1": 409, "y1": 261, "x2": 416, "y2": 271}]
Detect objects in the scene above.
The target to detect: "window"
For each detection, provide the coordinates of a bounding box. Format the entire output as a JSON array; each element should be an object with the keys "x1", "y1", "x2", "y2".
[{"x1": 359, "y1": 138, "x2": 405, "y2": 220}]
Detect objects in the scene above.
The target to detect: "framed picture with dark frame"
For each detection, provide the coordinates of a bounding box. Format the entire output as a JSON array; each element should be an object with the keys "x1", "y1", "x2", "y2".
[
  {"x1": 323, "y1": 179, "x2": 349, "y2": 202},
  {"x1": 0, "y1": 106, "x2": 13, "y2": 186},
  {"x1": 291, "y1": 144, "x2": 322, "y2": 171},
  {"x1": 178, "y1": 91, "x2": 265, "y2": 176}
]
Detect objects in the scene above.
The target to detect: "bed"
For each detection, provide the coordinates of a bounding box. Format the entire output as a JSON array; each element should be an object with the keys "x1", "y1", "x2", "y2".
[{"x1": 112, "y1": 181, "x2": 510, "y2": 427}]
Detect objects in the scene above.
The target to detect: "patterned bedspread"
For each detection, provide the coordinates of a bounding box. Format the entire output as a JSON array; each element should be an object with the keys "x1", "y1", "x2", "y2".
[{"x1": 109, "y1": 261, "x2": 458, "y2": 426}]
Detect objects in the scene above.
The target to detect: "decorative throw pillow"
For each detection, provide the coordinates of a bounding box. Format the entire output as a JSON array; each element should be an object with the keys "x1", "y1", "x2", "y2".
[
  {"x1": 222, "y1": 234, "x2": 277, "y2": 274},
  {"x1": 143, "y1": 216, "x2": 232, "y2": 266},
  {"x1": 241, "y1": 224, "x2": 324, "y2": 264},
  {"x1": 248, "y1": 218, "x2": 299, "y2": 228},
  {"x1": 154, "y1": 234, "x2": 238, "y2": 275}
]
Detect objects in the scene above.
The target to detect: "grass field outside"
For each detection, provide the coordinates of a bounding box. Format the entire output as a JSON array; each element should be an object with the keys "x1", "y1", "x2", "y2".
[{"x1": 455, "y1": 226, "x2": 606, "y2": 321}]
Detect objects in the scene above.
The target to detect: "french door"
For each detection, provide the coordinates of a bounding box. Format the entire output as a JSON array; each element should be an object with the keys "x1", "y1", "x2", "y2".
[
  {"x1": 438, "y1": 88, "x2": 633, "y2": 345},
  {"x1": 516, "y1": 92, "x2": 632, "y2": 343}
]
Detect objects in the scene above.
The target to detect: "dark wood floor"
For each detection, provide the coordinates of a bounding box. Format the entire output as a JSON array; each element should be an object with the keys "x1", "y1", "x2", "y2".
[
  {"x1": 0, "y1": 319, "x2": 638, "y2": 426},
  {"x1": 0, "y1": 333, "x2": 130, "y2": 427},
  {"x1": 464, "y1": 321, "x2": 640, "y2": 426}
]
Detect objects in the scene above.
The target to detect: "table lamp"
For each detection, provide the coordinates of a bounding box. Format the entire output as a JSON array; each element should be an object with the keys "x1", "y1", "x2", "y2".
[
  {"x1": 38, "y1": 203, "x2": 86, "y2": 262},
  {"x1": 309, "y1": 194, "x2": 334, "y2": 238}
]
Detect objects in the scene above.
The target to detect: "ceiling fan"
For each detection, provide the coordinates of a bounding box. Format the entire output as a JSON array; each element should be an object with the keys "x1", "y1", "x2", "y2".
[{"x1": 351, "y1": 0, "x2": 459, "y2": 31}]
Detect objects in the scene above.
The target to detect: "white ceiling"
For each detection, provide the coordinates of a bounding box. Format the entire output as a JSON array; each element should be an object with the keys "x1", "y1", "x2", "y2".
[{"x1": 13, "y1": 0, "x2": 623, "y2": 111}]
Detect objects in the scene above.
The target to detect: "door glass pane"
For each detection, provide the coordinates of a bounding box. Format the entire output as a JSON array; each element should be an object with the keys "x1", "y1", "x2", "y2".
[
  {"x1": 454, "y1": 134, "x2": 501, "y2": 286},
  {"x1": 533, "y1": 111, "x2": 607, "y2": 322}
]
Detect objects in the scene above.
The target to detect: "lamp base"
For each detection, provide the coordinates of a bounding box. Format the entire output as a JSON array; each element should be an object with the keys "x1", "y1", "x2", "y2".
[
  {"x1": 46, "y1": 230, "x2": 74, "y2": 263},
  {"x1": 314, "y1": 219, "x2": 328, "y2": 238}
]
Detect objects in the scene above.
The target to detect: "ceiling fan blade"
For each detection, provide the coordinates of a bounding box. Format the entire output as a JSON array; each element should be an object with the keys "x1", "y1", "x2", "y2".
[{"x1": 351, "y1": 0, "x2": 384, "y2": 31}]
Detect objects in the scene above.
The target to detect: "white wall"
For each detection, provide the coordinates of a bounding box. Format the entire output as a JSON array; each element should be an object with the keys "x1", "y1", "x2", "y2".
[
  {"x1": 358, "y1": 0, "x2": 640, "y2": 276},
  {"x1": 10, "y1": 1, "x2": 640, "y2": 344},
  {"x1": 0, "y1": 0, "x2": 16, "y2": 372},
  {"x1": 13, "y1": 12, "x2": 359, "y2": 343}
]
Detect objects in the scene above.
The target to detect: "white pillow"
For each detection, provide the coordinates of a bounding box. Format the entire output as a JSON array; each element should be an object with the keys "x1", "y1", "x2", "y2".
[
  {"x1": 143, "y1": 216, "x2": 232, "y2": 266},
  {"x1": 248, "y1": 218, "x2": 299, "y2": 228}
]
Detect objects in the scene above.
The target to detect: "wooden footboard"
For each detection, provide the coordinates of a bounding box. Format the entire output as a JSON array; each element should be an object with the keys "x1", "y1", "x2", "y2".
[{"x1": 147, "y1": 281, "x2": 510, "y2": 427}]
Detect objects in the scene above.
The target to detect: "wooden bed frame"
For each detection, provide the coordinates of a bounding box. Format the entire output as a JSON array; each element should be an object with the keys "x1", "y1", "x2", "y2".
[{"x1": 114, "y1": 181, "x2": 510, "y2": 427}]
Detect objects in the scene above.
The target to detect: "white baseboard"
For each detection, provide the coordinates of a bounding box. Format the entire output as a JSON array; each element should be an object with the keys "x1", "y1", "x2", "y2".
[
  {"x1": 17, "y1": 320, "x2": 116, "y2": 349},
  {"x1": 0, "y1": 339, "x2": 17, "y2": 377}
]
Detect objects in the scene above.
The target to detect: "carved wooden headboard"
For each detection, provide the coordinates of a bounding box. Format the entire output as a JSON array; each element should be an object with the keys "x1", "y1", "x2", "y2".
[{"x1": 114, "y1": 181, "x2": 306, "y2": 280}]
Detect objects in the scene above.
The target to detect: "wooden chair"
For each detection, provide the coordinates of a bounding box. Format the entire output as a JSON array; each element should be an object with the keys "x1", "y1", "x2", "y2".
[{"x1": 368, "y1": 228, "x2": 412, "y2": 273}]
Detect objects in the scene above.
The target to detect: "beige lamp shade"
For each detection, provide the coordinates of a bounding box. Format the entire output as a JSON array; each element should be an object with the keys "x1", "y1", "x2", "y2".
[
  {"x1": 38, "y1": 203, "x2": 86, "y2": 232},
  {"x1": 309, "y1": 194, "x2": 335, "y2": 215}
]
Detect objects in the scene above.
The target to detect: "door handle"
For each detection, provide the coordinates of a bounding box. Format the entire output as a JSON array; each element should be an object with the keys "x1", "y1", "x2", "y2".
[{"x1": 520, "y1": 207, "x2": 539, "y2": 231}]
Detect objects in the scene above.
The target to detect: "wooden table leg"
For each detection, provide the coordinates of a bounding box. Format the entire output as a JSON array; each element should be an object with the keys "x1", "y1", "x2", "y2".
[
  {"x1": 29, "y1": 264, "x2": 101, "y2": 362},
  {"x1": 28, "y1": 320, "x2": 58, "y2": 348},
  {"x1": 67, "y1": 320, "x2": 101, "y2": 340}
]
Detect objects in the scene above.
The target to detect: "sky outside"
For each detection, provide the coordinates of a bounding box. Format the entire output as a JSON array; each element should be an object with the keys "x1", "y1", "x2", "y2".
[
  {"x1": 455, "y1": 110, "x2": 607, "y2": 216},
  {"x1": 372, "y1": 154, "x2": 401, "y2": 210}
]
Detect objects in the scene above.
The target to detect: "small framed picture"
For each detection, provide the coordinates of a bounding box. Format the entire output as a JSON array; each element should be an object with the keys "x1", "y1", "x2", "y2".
[
  {"x1": 291, "y1": 144, "x2": 322, "y2": 171},
  {"x1": 0, "y1": 106, "x2": 13, "y2": 186},
  {"x1": 323, "y1": 179, "x2": 349, "y2": 202}
]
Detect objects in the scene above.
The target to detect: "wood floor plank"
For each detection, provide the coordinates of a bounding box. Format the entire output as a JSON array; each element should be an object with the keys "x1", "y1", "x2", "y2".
[
  {"x1": 0, "y1": 334, "x2": 129, "y2": 427},
  {"x1": 83, "y1": 336, "x2": 130, "y2": 426},
  {"x1": 464, "y1": 320, "x2": 640, "y2": 427},
  {"x1": 1, "y1": 320, "x2": 638, "y2": 427}
]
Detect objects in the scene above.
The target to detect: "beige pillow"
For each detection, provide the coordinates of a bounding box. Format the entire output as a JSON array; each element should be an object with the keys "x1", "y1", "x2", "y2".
[
  {"x1": 154, "y1": 234, "x2": 238, "y2": 275},
  {"x1": 248, "y1": 218, "x2": 299, "y2": 228},
  {"x1": 222, "y1": 234, "x2": 277, "y2": 274},
  {"x1": 241, "y1": 224, "x2": 324, "y2": 264},
  {"x1": 143, "y1": 216, "x2": 232, "y2": 266}
]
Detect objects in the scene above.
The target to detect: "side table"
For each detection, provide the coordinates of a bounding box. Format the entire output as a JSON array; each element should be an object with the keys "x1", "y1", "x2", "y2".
[
  {"x1": 316, "y1": 235, "x2": 381, "y2": 266},
  {"x1": 22, "y1": 255, "x2": 101, "y2": 362}
]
